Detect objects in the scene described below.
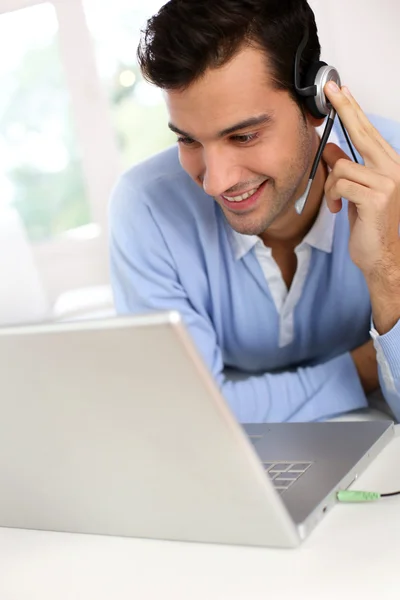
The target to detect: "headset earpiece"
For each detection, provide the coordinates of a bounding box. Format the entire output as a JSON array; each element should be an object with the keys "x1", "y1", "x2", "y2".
[
  {"x1": 306, "y1": 63, "x2": 341, "y2": 119},
  {"x1": 294, "y1": 28, "x2": 341, "y2": 120},
  {"x1": 303, "y1": 61, "x2": 328, "y2": 118},
  {"x1": 293, "y1": 27, "x2": 357, "y2": 215},
  {"x1": 293, "y1": 26, "x2": 342, "y2": 215}
]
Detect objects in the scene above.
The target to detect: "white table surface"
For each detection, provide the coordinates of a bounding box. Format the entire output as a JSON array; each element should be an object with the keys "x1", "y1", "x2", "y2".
[{"x1": 1, "y1": 428, "x2": 400, "y2": 600}]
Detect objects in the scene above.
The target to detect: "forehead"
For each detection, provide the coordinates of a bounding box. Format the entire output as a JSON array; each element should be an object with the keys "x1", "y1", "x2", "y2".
[{"x1": 165, "y1": 46, "x2": 285, "y2": 136}]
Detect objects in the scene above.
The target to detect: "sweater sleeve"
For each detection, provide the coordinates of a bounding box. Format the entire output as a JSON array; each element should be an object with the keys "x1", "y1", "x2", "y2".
[{"x1": 109, "y1": 179, "x2": 368, "y2": 423}]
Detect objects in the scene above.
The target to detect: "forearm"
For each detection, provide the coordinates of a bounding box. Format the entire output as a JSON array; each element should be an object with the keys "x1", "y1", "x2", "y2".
[
  {"x1": 109, "y1": 189, "x2": 369, "y2": 425},
  {"x1": 112, "y1": 268, "x2": 369, "y2": 424},
  {"x1": 219, "y1": 352, "x2": 368, "y2": 423},
  {"x1": 350, "y1": 340, "x2": 379, "y2": 395},
  {"x1": 370, "y1": 318, "x2": 400, "y2": 422},
  {"x1": 366, "y1": 252, "x2": 400, "y2": 335}
]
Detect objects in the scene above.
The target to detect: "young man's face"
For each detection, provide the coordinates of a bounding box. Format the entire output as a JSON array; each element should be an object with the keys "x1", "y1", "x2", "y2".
[{"x1": 165, "y1": 45, "x2": 323, "y2": 236}]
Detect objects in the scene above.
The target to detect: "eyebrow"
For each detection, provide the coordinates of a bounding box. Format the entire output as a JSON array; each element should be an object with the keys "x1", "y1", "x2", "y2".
[{"x1": 168, "y1": 113, "x2": 274, "y2": 140}]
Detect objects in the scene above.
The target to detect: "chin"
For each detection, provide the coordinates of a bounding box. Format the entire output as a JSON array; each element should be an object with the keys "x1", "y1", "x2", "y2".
[
  {"x1": 223, "y1": 212, "x2": 271, "y2": 236},
  {"x1": 224, "y1": 201, "x2": 284, "y2": 234}
]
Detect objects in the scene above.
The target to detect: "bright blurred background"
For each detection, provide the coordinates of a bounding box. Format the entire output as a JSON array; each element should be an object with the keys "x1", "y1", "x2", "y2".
[
  {"x1": 0, "y1": 0, "x2": 399, "y2": 325},
  {"x1": 0, "y1": 0, "x2": 174, "y2": 324}
]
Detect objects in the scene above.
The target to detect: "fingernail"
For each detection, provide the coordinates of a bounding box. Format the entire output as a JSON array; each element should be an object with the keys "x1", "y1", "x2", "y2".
[
  {"x1": 342, "y1": 86, "x2": 352, "y2": 98},
  {"x1": 327, "y1": 81, "x2": 340, "y2": 93}
]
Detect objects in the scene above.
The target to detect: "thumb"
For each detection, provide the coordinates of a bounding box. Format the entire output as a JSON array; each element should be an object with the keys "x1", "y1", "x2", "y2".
[{"x1": 322, "y1": 142, "x2": 351, "y2": 170}]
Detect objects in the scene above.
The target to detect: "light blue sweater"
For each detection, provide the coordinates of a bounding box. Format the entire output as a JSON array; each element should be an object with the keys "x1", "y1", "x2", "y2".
[{"x1": 109, "y1": 115, "x2": 400, "y2": 423}]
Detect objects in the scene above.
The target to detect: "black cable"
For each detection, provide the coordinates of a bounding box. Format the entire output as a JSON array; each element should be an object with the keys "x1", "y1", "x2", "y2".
[
  {"x1": 338, "y1": 116, "x2": 359, "y2": 164},
  {"x1": 381, "y1": 491, "x2": 400, "y2": 498},
  {"x1": 296, "y1": 111, "x2": 360, "y2": 215},
  {"x1": 310, "y1": 113, "x2": 335, "y2": 180}
]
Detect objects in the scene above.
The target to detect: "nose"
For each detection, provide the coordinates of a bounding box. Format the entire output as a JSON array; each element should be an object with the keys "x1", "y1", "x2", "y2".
[{"x1": 201, "y1": 147, "x2": 240, "y2": 198}]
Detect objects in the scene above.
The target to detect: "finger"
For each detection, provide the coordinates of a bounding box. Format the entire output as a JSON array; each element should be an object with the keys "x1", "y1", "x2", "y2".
[
  {"x1": 348, "y1": 199, "x2": 358, "y2": 231},
  {"x1": 325, "y1": 178, "x2": 374, "y2": 211},
  {"x1": 326, "y1": 196, "x2": 343, "y2": 214},
  {"x1": 323, "y1": 144, "x2": 363, "y2": 214},
  {"x1": 323, "y1": 142, "x2": 351, "y2": 170},
  {"x1": 341, "y1": 87, "x2": 400, "y2": 165},
  {"x1": 325, "y1": 153, "x2": 393, "y2": 193},
  {"x1": 323, "y1": 175, "x2": 343, "y2": 214},
  {"x1": 324, "y1": 82, "x2": 389, "y2": 169}
]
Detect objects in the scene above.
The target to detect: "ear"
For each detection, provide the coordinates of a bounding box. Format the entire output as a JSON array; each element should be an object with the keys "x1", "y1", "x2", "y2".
[{"x1": 305, "y1": 113, "x2": 326, "y2": 128}]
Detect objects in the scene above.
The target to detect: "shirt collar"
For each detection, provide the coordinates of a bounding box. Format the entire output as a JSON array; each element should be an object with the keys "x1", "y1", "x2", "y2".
[
  {"x1": 228, "y1": 230, "x2": 260, "y2": 261},
  {"x1": 227, "y1": 123, "x2": 339, "y2": 260}
]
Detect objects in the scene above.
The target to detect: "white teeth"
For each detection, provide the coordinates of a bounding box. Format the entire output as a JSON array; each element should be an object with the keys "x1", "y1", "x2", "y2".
[{"x1": 223, "y1": 186, "x2": 260, "y2": 202}]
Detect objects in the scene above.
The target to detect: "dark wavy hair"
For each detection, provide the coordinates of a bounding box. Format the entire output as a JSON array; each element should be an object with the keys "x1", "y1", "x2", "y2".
[{"x1": 137, "y1": 0, "x2": 321, "y2": 114}]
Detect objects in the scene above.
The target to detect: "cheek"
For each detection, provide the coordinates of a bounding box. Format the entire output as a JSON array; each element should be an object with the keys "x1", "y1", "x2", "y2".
[
  {"x1": 178, "y1": 149, "x2": 202, "y2": 180},
  {"x1": 178, "y1": 141, "x2": 301, "y2": 183},
  {"x1": 261, "y1": 135, "x2": 306, "y2": 178},
  {"x1": 246, "y1": 143, "x2": 286, "y2": 178}
]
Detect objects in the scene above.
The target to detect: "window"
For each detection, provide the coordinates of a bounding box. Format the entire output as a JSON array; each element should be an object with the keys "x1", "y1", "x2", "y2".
[
  {"x1": 0, "y1": 0, "x2": 122, "y2": 302},
  {"x1": 0, "y1": 3, "x2": 90, "y2": 242},
  {"x1": 0, "y1": 0, "x2": 175, "y2": 303},
  {"x1": 83, "y1": 0, "x2": 175, "y2": 169}
]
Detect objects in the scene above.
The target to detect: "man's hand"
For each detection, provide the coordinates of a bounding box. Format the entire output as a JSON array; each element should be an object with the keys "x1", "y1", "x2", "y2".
[
  {"x1": 351, "y1": 340, "x2": 379, "y2": 395},
  {"x1": 323, "y1": 82, "x2": 400, "y2": 335}
]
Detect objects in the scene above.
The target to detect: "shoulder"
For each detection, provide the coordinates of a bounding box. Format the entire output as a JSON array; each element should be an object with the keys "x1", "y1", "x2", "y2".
[
  {"x1": 368, "y1": 114, "x2": 400, "y2": 151},
  {"x1": 120, "y1": 144, "x2": 183, "y2": 189},
  {"x1": 109, "y1": 145, "x2": 215, "y2": 230},
  {"x1": 110, "y1": 145, "x2": 183, "y2": 216}
]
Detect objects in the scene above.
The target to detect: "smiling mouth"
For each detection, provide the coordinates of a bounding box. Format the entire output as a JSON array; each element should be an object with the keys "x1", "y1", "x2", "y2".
[
  {"x1": 222, "y1": 185, "x2": 260, "y2": 203},
  {"x1": 221, "y1": 182, "x2": 266, "y2": 203}
]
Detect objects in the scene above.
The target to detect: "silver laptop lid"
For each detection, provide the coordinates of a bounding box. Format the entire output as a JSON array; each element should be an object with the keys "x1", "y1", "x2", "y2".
[{"x1": 0, "y1": 312, "x2": 299, "y2": 547}]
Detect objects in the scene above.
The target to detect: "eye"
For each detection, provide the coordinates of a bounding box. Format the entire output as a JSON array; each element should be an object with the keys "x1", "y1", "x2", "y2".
[
  {"x1": 230, "y1": 133, "x2": 259, "y2": 144},
  {"x1": 177, "y1": 136, "x2": 197, "y2": 147}
]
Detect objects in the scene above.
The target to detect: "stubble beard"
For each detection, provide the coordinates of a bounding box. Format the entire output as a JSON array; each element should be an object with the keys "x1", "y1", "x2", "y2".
[{"x1": 222, "y1": 120, "x2": 315, "y2": 236}]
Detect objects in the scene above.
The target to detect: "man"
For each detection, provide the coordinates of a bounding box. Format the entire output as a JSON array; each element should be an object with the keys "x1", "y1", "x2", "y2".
[{"x1": 109, "y1": 0, "x2": 400, "y2": 423}]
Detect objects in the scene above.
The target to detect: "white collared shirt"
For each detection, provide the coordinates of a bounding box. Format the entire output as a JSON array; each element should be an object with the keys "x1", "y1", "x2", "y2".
[{"x1": 229, "y1": 129, "x2": 338, "y2": 347}]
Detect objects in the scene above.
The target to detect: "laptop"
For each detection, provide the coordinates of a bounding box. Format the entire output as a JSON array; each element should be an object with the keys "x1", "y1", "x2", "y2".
[{"x1": 0, "y1": 311, "x2": 394, "y2": 548}]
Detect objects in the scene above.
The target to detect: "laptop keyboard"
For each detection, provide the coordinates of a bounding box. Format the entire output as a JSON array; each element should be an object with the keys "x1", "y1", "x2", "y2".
[{"x1": 262, "y1": 461, "x2": 313, "y2": 494}]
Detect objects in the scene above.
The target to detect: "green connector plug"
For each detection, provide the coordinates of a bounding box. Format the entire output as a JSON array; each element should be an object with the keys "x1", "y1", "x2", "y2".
[{"x1": 337, "y1": 490, "x2": 381, "y2": 503}]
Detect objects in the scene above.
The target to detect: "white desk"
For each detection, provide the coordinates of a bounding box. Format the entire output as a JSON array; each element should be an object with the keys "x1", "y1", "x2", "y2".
[{"x1": 1, "y1": 430, "x2": 400, "y2": 600}]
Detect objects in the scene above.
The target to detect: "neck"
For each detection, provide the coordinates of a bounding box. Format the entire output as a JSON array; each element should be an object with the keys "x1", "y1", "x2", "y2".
[{"x1": 261, "y1": 143, "x2": 328, "y2": 250}]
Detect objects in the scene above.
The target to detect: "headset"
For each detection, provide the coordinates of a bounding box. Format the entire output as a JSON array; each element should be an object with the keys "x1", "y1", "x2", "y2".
[{"x1": 293, "y1": 26, "x2": 358, "y2": 214}]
